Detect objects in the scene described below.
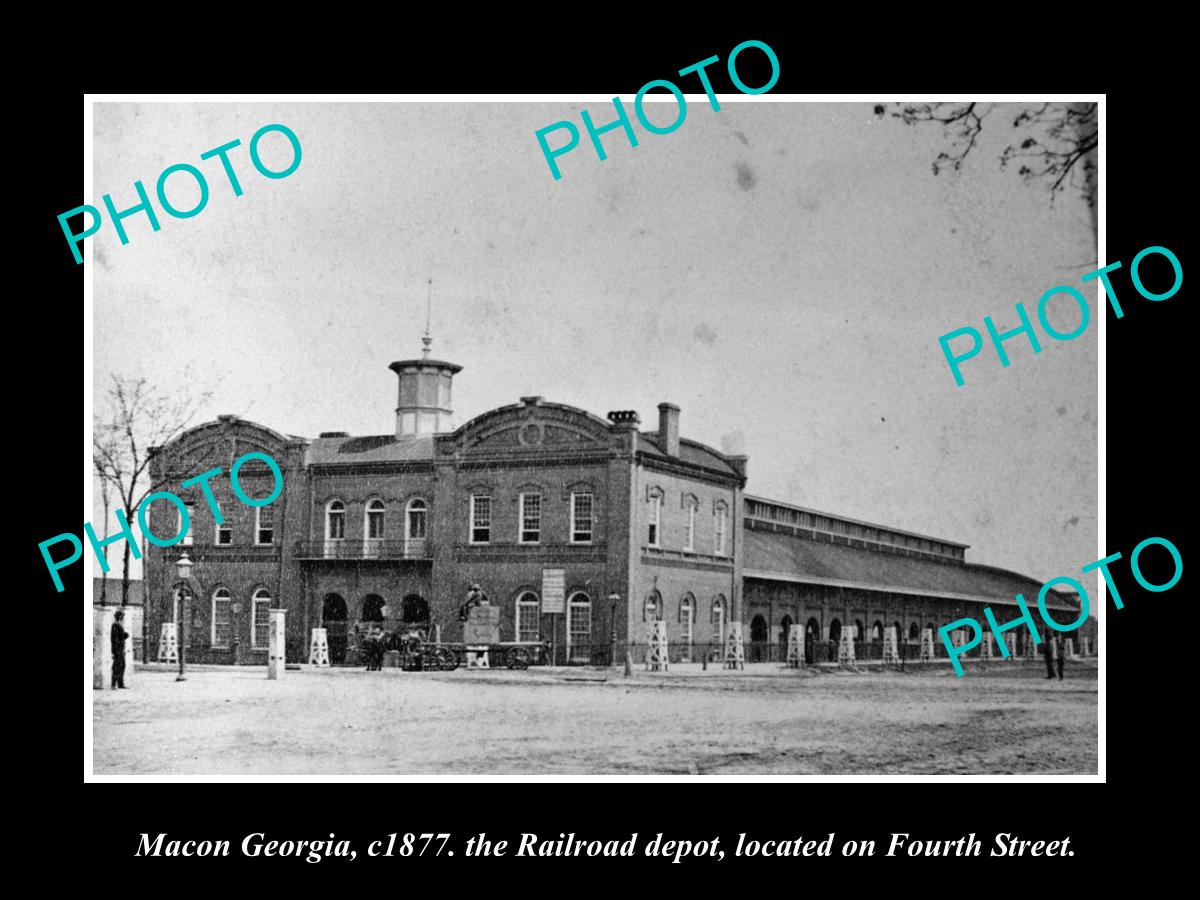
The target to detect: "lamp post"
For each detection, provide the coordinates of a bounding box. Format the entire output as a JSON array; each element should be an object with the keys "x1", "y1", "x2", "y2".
[
  {"x1": 607, "y1": 594, "x2": 619, "y2": 667},
  {"x1": 175, "y1": 552, "x2": 194, "y2": 682}
]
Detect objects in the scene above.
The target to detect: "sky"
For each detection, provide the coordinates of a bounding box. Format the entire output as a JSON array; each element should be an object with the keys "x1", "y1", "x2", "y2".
[{"x1": 91, "y1": 100, "x2": 1098, "y2": 588}]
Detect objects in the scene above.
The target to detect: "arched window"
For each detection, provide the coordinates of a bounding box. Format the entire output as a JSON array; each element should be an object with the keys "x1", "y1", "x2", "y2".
[
  {"x1": 516, "y1": 591, "x2": 540, "y2": 643},
  {"x1": 714, "y1": 501, "x2": 729, "y2": 556},
  {"x1": 854, "y1": 619, "x2": 865, "y2": 642},
  {"x1": 872, "y1": 620, "x2": 884, "y2": 641},
  {"x1": 325, "y1": 499, "x2": 345, "y2": 557},
  {"x1": 750, "y1": 615, "x2": 768, "y2": 642},
  {"x1": 568, "y1": 591, "x2": 591, "y2": 662},
  {"x1": 211, "y1": 587, "x2": 232, "y2": 648},
  {"x1": 364, "y1": 499, "x2": 385, "y2": 557},
  {"x1": 644, "y1": 590, "x2": 662, "y2": 622},
  {"x1": 406, "y1": 498, "x2": 428, "y2": 541},
  {"x1": 647, "y1": 489, "x2": 663, "y2": 547},
  {"x1": 829, "y1": 618, "x2": 843, "y2": 643},
  {"x1": 908, "y1": 622, "x2": 920, "y2": 642},
  {"x1": 251, "y1": 588, "x2": 271, "y2": 649},
  {"x1": 679, "y1": 594, "x2": 695, "y2": 660},
  {"x1": 682, "y1": 495, "x2": 698, "y2": 552},
  {"x1": 711, "y1": 594, "x2": 726, "y2": 646}
]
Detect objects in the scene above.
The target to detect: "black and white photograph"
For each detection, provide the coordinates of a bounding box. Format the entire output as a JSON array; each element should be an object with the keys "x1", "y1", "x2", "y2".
[{"x1": 85, "y1": 95, "x2": 1102, "y2": 777}]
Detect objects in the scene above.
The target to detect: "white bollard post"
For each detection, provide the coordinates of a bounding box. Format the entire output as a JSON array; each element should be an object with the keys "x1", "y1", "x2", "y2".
[
  {"x1": 838, "y1": 629, "x2": 856, "y2": 666},
  {"x1": 93, "y1": 606, "x2": 114, "y2": 690},
  {"x1": 158, "y1": 623, "x2": 178, "y2": 663},
  {"x1": 919, "y1": 628, "x2": 935, "y2": 662},
  {"x1": 646, "y1": 620, "x2": 669, "y2": 672},
  {"x1": 268, "y1": 609, "x2": 286, "y2": 679},
  {"x1": 882, "y1": 625, "x2": 900, "y2": 664},
  {"x1": 786, "y1": 627, "x2": 804, "y2": 668},
  {"x1": 309, "y1": 628, "x2": 330, "y2": 667},
  {"x1": 723, "y1": 622, "x2": 745, "y2": 670}
]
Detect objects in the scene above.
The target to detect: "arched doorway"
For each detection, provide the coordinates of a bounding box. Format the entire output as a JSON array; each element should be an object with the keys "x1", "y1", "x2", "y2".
[
  {"x1": 908, "y1": 621, "x2": 919, "y2": 642},
  {"x1": 644, "y1": 590, "x2": 662, "y2": 622},
  {"x1": 829, "y1": 618, "x2": 842, "y2": 644},
  {"x1": 779, "y1": 615, "x2": 793, "y2": 663},
  {"x1": 361, "y1": 594, "x2": 385, "y2": 622},
  {"x1": 322, "y1": 594, "x2": 348, "y2": 664},
  {"x1": 568, "y1": 591, "x2": 592, "y2": 663},
  {"x1": 805, "y1": 617, "x2": 820, "y2": 664},
  {"x1": 750, "y1": 614, "x2": 768, "y2": 662},
  {"x1": 679, "y1": 594, "x2": 695, "y2": 663},
  {"x1": 401, "y1": 594, "x2": 430, "y2": 624}
]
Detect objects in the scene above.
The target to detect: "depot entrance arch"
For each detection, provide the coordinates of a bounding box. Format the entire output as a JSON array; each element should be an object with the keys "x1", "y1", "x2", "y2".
[{"x1": 322, "y1": 594, "x2": 348, "y2": 664}]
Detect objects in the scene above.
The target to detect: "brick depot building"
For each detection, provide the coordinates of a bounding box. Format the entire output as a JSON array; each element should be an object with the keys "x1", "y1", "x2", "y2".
[{"x1": 144, "y1": 342, "x2": 1094, "y2": 667}]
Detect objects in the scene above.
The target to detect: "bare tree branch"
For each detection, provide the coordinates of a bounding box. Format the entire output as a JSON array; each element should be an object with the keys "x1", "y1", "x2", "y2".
[
  {"x1": 92, "y1": 374, "x2": 215, "y2": 607},
  {"x1": 875, "y1": 101, "x2": 1098, "y2": 218}
]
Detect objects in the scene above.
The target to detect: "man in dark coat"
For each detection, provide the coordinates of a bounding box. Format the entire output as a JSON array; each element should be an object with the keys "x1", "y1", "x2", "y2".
[
  {"x1": 111, "y1": 610, "x2": 129, "y2": 689},
  {"x1": 1056, "y1": 636, "x2": 1066, "y2": 680},
  {"x1": 1042, "y1": 631, "x2": 1056, "y2": 679}
]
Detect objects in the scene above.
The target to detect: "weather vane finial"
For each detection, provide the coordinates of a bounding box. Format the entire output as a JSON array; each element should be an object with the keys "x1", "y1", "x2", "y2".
[{"x1": 422, "y1": 276, "x2": 433, "y2": 357}]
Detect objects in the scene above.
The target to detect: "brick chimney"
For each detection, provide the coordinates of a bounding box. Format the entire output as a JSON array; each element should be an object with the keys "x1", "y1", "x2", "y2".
[{"x1": 657, "y1": 403, "x2": 680, "y2": 456}]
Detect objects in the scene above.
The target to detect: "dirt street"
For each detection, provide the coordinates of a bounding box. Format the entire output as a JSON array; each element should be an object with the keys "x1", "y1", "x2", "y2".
[{"x1": 92, "y1": 661, "x2": 1097, "y2": 775}]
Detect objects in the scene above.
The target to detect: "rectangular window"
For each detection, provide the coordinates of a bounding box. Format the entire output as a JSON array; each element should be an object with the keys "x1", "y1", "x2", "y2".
[
  {"x1": 470, "y1": 494, "x2": 491, "y2": 544},
  {"x1": 519, "y1": 493, "x2": 541, "y2": 544},
  {"x1": 180, "y1": 504, "x2": 194, "y2": 546},
  {"x1": 715, "y1": 506, "x2": 727, "y2": 556},
  {"x1": 252, "y1": 598, "x2": 270, "y2": 649},
  {"x1": 648, "y1": 493, "x2": 661, "y2": 547},
  {"x1": 215, "y1": 523, "x2": 232, "y2": 545},
  {"x1": 570, "y1": 492, "x2": 593, "y2": 543},
  {"x1": 684, "y1": 503, "x2": 696, "y2": 551},
  {"x1": 256, "y1": 506, "x2": 274, "y2": 545}
]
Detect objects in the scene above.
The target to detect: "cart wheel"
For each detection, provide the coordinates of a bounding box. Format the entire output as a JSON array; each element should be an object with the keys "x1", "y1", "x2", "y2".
[{"x1": 438, "y1": 648, "x2": 459, "y2": 670}]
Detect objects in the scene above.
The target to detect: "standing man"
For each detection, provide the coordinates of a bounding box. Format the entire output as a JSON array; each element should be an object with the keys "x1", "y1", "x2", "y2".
[
  {"x1": 1056, "y1": 635, "x2": 1066, "y2": 681},
  {"x1": 111, "y1": 610, "x2": 130, "y2": 689},
  {"x1": 1041, "y1": 629, "x2": 1055, "y2": 680}
]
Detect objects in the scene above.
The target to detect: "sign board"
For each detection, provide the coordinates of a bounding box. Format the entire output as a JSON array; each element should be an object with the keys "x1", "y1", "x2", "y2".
[
  {"x1": 541, "y1": 568, "x2": 566, "y2": 614},
  {"x1": 463, "y1": 605, "x2": 501, "y2": 644}
]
